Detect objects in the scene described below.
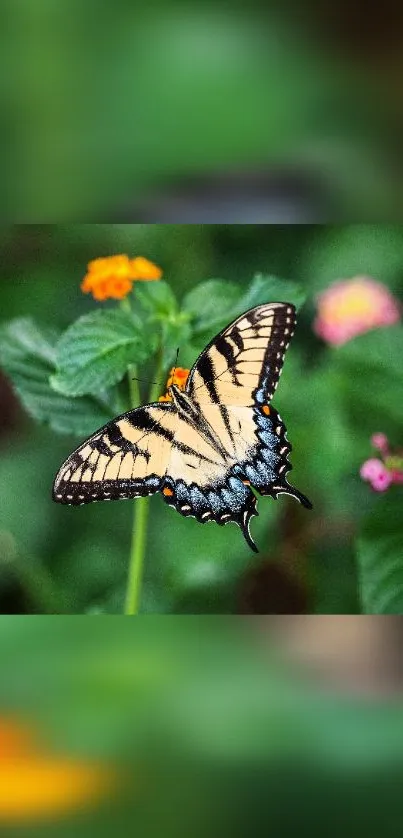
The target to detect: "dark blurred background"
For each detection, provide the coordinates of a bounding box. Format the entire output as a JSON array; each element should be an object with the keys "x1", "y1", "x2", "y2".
[{"x1": 3, "y1": 2, "x2": 403, "y2": 220}]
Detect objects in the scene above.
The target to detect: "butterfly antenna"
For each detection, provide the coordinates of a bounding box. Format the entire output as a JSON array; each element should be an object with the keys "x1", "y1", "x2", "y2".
[
  {"x1": 131, "y1": 377, "x2": 164, "y2": 386},
  {"x1": 172, "y1": 347, "x2": 180, "y2": 378}
]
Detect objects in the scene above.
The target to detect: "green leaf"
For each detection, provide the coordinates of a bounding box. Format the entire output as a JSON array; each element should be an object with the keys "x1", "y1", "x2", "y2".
[
  {"x1": 183, "y1": 275, "x2": 306, "y2": 357},
  {"x1": 238, "y1": 274, "x2": 307, "y2": 312},
  {"x1": 132, "y1": 280, "x2": 188, "y2": 367},
  {"x1": 357, "y1": 491, "x2": 403, "y2": 613},
  {"x1": 51, "y1": 308, "x2": 155, "y2": 398},
  {"x1": 0, "y1": 318, "x2": 116, "y2": 436},
  {"x1": 161, "y1": 315, "x2": 193, "y2": 368},
  {"x1": 134, "y1": 280, "x2": 178, "y2": 318},
  {"x1": 182, "y1": 279, "x2": 243, "y2": 334},
  {"x1": 183, "y1": 275, "x2": 306, "y2": 343}
]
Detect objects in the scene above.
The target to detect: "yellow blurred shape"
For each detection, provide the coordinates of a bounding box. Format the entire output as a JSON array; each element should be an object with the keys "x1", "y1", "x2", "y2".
[{"x1": 0, "y1": 719, "x2": 115, "y2": 823}]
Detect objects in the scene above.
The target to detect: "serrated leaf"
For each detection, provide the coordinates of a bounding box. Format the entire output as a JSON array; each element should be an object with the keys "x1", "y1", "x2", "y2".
[
  {"x1": 0, "y1": 318, "x2": 116, "y2": 436},
  {"x1": 357, "y1": 491, "x2": 403, "y2": 614},
  {"x1": 238, "y1": 274, "x2": 307, "y2": 312},
  {"x1": 52, "y1": 308, "x2": 156, "y2": 398},
  {"x1": 182, "y1": 279, "x2": 242, "y2": 334},
  {"x1": 183, "y1": 275, "x2": 306, "y2": 351},
  {"x1": 134, "y1": 280, "x2": 178, "y2": 317}
]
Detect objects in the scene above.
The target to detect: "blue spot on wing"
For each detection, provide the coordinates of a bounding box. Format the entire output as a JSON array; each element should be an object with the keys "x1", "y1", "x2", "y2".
[
  {"x1": 207, "y1": 491, "x2": 223, "y2": 513},
  {"x1": 254, "y1": 363, "x2": 273, "y2": 405},
  {"x1": 234, "y1": 408, "x2": 283, "y2": 489},
  {"x1": 190, "y1": 485, "x2": 208, "y2": 510}
]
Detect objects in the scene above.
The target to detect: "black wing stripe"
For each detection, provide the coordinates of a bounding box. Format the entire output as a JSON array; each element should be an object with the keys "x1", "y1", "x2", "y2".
[
  {"x1": 130, "y1": 408, "x2": 158, "y2": 433},
  {"x1": 229, "y1": 328, "x2": 244, "y2": 353},
  {"x1": 215, "y1": 335, "x2": 238, "y2": 385},
  {"x1": 131, "y1": 408, "x2": 219, "y2": 465},
  {"x1": 197, "y1": 350, "x2": 236, "y2": 448},
  {"x1": 107, "y1": 423, "x2": 138, "y2": 453},
  {"x1": 196, "y1": 353, "x2": 219, "y2": 402}
]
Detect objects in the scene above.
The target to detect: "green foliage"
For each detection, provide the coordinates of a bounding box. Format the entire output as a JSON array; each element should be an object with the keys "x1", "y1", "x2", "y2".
[
  {"x1": 135, "y1": 279, "x2": 178, "y2": 318},
  {"x1": 51, "y1": 308, "x2": 155, "y2": 398},
  {"x1": 237, "y1": 273, "x2": 307, "y2": 312},
  {"x1": 0, "y1": 318, "x2": 116, "y2": 436},
  {"x1": 333, "y1": 327, "x2": 403, "y2": 437},
  {"x1": 2, "y1": 618, "x2": 403, "y2": 838},
  {"x1": 183, "y1": 274, "x2": 307, "y2": 341},
  {"x1": 183, "y1": 279, "x2": 243, "y2": 334},
  {"x1": 357, "y1": 492, "x2": 403, "y2": 614},
  {"x1": 136, "y1": 280, "x2": 192, "y2": 365}
]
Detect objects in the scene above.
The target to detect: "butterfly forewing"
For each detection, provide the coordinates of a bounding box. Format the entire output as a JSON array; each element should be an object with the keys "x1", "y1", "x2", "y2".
[
  {"x1": 186, "y1": 302, "x2": 296, "y2": 410},
  {"x1": 53, "y1": 404, "x2": 176, "y2": 505}
]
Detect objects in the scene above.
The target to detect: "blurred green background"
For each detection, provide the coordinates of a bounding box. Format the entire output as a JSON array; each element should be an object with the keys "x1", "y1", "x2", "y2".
[
  {"x1": 0, "y1": 224, "x2": 402, "y2": 615},
  {"x1": 4, "y1": 3, "x2": 403, "y2": 219},
  {"x1": 1, "y1": 616, "x2": 403, "y2": 837}
]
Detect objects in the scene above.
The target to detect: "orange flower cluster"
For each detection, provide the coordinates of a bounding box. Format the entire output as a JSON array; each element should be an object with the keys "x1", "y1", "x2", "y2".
[
  {"x1": 0, "y1": 717, "x2": 116, "y2": 823},
  {"x1": 81, "y1": 254, "x2": 162, "y2": 301},
  {"x1": 159, "y1": 367, "x2": 190, "y2": 402}
]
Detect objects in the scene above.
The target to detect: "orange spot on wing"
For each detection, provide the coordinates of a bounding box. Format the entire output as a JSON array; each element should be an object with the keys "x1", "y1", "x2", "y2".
[
  {"x1": 163, "y1": 487, "x2": 174, "y2": 497},
  {"x1": 262, "y1": 405, "x2": 271, "y2": 415},
  {"x1": 242, "y1": 480, "x2": 251, "y2": 486}
]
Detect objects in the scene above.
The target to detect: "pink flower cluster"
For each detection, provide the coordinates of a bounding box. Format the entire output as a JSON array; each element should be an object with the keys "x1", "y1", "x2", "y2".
[
  {"x1": 360, "y1": 434, "x2": 403, "y2": 492},
  {"x1": 314, "y1": 277, "x2": 401, "y2": 346}
]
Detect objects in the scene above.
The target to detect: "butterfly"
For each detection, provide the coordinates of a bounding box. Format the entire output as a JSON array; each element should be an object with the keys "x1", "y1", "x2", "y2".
[{"x1": 53, "y1": 302, "x2": 312, "y2": 552}]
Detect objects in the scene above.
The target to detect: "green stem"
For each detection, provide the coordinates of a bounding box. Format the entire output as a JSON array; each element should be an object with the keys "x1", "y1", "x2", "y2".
[{"x1": 124, "y1": 346, "x2": 165, "y2": 616}]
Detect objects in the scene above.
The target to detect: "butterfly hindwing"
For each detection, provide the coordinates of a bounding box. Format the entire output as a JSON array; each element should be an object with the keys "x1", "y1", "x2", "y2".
[
  {"x1": 230, "y1": 405, "x2": 312, "y2": 509},
  {"x1": 162, "y1": 460, "x2": 259, "y2": 552}
]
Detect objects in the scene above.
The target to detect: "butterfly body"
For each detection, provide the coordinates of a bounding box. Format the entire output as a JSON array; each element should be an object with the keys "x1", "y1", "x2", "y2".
[{"x1": 53, "y1": 302, "x2": 312, "y2": 552}]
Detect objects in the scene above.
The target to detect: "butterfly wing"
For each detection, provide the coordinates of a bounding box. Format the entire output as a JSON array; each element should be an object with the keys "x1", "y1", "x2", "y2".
[
  {"x1": 226, "y1": 404, "x2": 312, "y2": 508},
  {"x1": 187, "y1": 302, "x2": 296, "y2": 409},
  {"x1": 181, "y1": 302, "x2": 311, "y2": 534},
  {"x1": 53, "y1": 396, "x2": 260, "y2": 550},
  {"x1": 53, "y1": 403, "x2": 180, "y2": 505},
  {"x1": 161, "y1": 425, "x2": 259, "y2": 552}
]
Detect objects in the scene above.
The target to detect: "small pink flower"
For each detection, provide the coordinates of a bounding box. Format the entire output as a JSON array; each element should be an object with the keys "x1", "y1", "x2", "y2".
[
  {"x1": 360, "y1": 459, "x2": 391, "y2": 491},
  {"x1": 314, "y1": 277, "x2": 401, "y2": 346},
  {"x1": 371, "y1": 433, "x2": 389, "y2": 454},
  {"x1": 360, "y1": 459, "x2": 392, "y2": 492},
  {"x1": 361, "y1": 436, "x2": 403, "y2": 494},
  {"x1": 371, "y1": 468, "x2": 393, "y2": 492},
  {"x1": 360, "y1": 458, "x2": 385, "y2": 482}
]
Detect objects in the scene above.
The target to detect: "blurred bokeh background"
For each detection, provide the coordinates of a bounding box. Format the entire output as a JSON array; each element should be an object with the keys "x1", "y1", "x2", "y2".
[
  {"x1": 4, "y1": 2, "x2": 403, "y2": 219},
  {"x1": 0, "y1": 616, "x2": 403, "y2": 836},
  {"x1": 0, "y1": 223, "x2": 403, "y2": 615}
]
